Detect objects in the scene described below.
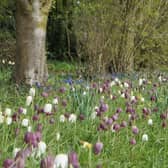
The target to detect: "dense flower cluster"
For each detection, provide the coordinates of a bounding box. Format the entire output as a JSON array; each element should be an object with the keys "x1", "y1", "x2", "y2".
[{"x1": 0, "y1": 73, "x2": 168, "y2": 167}]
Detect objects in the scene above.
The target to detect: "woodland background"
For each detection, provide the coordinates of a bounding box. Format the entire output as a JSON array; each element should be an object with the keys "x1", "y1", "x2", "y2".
[{"x1": 0, "y1": 0, "x2": 168, "y2": 76}]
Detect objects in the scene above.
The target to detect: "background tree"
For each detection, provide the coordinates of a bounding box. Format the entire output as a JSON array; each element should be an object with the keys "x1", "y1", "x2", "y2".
[
  {"x1": 73, "y1": 0, "x2": 168, "y2": 77},
  {"x1": 0, "y1": 0, "x2": 16, "y2": 65},
  {"x1": 0, "y1": 0, "x2": 168, "y2": 80},
  {"x1": 47, "y1": 0, "x2": 76, "y2": 60},
  {"x1": 15, "y1": 0, "x2": 52, "y2": 85}
]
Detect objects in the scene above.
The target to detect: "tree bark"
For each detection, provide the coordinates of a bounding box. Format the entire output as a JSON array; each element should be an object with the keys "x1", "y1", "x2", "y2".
[{"x1": 15, "y1": 0, "x2": 52, "y2": 85}]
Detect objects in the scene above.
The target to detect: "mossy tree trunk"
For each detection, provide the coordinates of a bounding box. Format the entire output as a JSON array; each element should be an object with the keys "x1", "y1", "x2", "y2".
[{"x1": 15, "y1": 0, "x2": 52, "y2": 85}]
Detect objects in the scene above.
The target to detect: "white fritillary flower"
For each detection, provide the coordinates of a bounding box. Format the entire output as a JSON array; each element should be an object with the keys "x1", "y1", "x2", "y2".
[
  {"x1": 60, "y1": 115, "x2": 66, "y2": 123},
  {"x1": 44, "y1": 104, "x2": 52, "y2": 114},
  {"x1": 54, "y1": 154, "x2": 68, "y2": 168},
  {"x1": 52, "y1": 98, "x2": 58, "y2": 105},
  {"x1": 22, "y1": 118, "x2": 29, "y2": 127},
  {"x1": 26, "y1": 96, "x2": 33, "y2": 106},
  {"x1": 6, "y1": 117, "x2": 12, "y2": 125},
  {"x1": 29, "y1": 87, "x2": 36, "y2": 97},
  {"x1": 68, "y1": 114, "x2": 77, "y2": 123},
  {"x1": 36, "y1": 141, "x2": 47, "y2": 157},
  {"x1": 148, "y1": 119, "x2": 153, "y2": 126},
  {"x1": 4, "y1": 108, "x2": 12, "y2": 116},
  {"x1": 142, "y1": 134, "x2": 148, "y2": 142}
]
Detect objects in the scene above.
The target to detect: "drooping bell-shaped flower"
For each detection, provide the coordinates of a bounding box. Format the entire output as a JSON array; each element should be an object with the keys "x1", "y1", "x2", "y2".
[
  {"x1": 4, "y1": 108, "x2": 12, "y2": 116},
  {"x1": 93, "y1": 141, "x2": 103, "y2": 155},
  {"x1": 29, "y1": 87, "x2": 36, "y2": 97},
  {"x1": 54, "y1": 154, "x2": 68, "y2": 168},
  {"x1": 68, "y1": 114, "x2": 77, "y2": 123},
  {"x1": 44, "y1": 104, "x2": 52, "y2": 114},
  {"x1": 21, "y1": 118, "x2": 29, "y2": 127},
  {"x1": 36, "y1": 141, "x2": 47, "y2": 157},
  {"x1": 148, "y1": 119, "x2": 153, "y2": 126},
  {"x1": 142, "y1": 134, "x2": 148, "y2": 142},
  {"x1": 130, "y1": 138, "x2": 136, "y2": 145},
  {"x1": 132, "y1": 126, "x2": 139, "y2": 134},
  {"x1": 40, "y1": 155, "x2": 55, "y2": 168},
  {"x1": 68, "y1": 151, "x2": 80, "y2": 168},
  {"x1": 3, "y1": 159, "x2": 14, "y2": 168},
  {"x1": 52, "y1": 97, "x2": 58, "y2": 105},
  {"x1": 26, "y1": 96, "x2": 33, "y2": 106}
]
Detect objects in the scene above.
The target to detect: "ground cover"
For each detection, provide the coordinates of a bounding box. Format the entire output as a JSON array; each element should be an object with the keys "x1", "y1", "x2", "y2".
[{"x1": 0, "y1": 65, "x2": 168, "y2": 168}]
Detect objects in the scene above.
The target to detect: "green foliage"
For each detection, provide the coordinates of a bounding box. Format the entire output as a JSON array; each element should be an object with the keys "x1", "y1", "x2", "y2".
[
  {"x1": 47, "y1": 0, "x2": 76, "y2": 60},
  {"x1": 0, "y1": 0, "x2": 16, "y2": 64},
  {"x1": 0, "y1": 0, "x2": 15, "y2": 33},
  {"x1": 0, "y1": 0, "x2": 168, "y2": 73},
  {"x1": 73, "y1": 0, "x2": 168, "y2": 76},
  {"x1": 134, "y1": 1, "x2": 168, "y2": 71},
  {"x1": 48, "y1": 60, "x2": 76, "y2": 73},
  {"x1": 0, "y1": 65, "x2": 168, "y2": 167}
]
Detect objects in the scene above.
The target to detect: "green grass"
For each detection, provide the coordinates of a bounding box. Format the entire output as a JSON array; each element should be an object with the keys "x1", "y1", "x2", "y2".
[
  {"x1": 48, "y1": 60, "x2": 77, "y2": 73},
  {"x1": 0, "y1": 63, "x2": 168, "y2": 168}
]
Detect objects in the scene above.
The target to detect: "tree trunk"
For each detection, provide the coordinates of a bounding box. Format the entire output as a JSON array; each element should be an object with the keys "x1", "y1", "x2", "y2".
[{"x1": 15, "y1": 0, "x2": 52, "y2": 85}]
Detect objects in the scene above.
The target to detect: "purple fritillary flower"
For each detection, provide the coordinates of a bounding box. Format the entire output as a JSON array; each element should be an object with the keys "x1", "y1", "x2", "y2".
[
  {"x1": 132, "y1": 126, "x2": 139, "y2": 134},
  {"x1": 3, "y1": 159, "x2": 14, "y2": 168},
  {"x1": 150, "y1": 95, "x2": 156, "y2": 102},
  {"x1": 24, "y1": 132, "x2": 39, "y2": 148},
  {"x1": 18, "y1": 107, "x2": 23, "y2": 114},
  {"x1": 126, "y1": 106, "x2": 133, "y2": 113},
  {"x1": 15, "y1": 152, "x2": 25, "y2": 168},
  {"x1": 32, "y1": 114, "x2": 39, "y2": 121},
  {"x1": 64, "y1": 113, "x2": 70, "y2": 119},
  {"x1": 12, "y1": 113, "x2": 19, "y2": 122},
  {"x1": 130, "y1": 138, "x2": 136, "y2": 145},
  {"x1": 99, "y1": 103, "x2": 108, "y2": 113},
  {"x1": 59, "y1": 87, "x2": 66, "y2": 93},
  {"x1": 112, "y1": 95, "x2": 117, "y2": 100},
  {"x1": 120, "y1": 121, "x2": 127, "y2": 128},
  {"x1": 130, "y1": 114, "x2": 138, "y2": 121},
  {"x1": 113, "y1": 123, "x2": 120, "y2": 132},
  {"x1": 68, "y1": 151, "x2": 80, "y2": 168},
  {"x1": 160, "y1": 113, "x2": 167, "y2": 120},
  {"x1": 142, "y1": 108, "x2": 149, "y2": 115},
  {"x1": 106, "y1": 118, "x2": 113, "y2": 125},
  {"x1": 21, "y1": 147, "x2": 32, "y2": 159},
  {"x1": 62, "y1": 100, "x2": 67, "y2": 107},
  {"x1": 162, "y1": 121, "x2": 167, "y2": 128},
  {"x1": 112, "y1": 114, "x2": 118, "y2": 121},
  {"x1": 40, "y1": 155, "x2": 55, "y2": 168},
  {"x1": 79, "y1": 114, "x2": 85, "y2": 121},
  {"x1": 93, "y1": 142, "x2": 103, "y2": 155},
  {"x1": 99, "y1": 122, "x2": 108, "y2": 131},
  {"x1": 116, "y1": 108, "x2": 122, "y2": 114}
]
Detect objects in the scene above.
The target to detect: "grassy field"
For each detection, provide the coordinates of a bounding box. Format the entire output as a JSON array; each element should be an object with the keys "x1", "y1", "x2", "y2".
[{"x1": 0, "y1": 64, "x2": 168, "y2": 168}]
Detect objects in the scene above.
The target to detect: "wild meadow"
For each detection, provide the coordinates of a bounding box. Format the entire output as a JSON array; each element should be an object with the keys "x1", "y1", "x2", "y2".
[
  {"x1": 0, "y1": 65, "x2": 168, "y2": 168},
  {"x1": 1, "y1": 0, "x2": 168, "y2": 168}
]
